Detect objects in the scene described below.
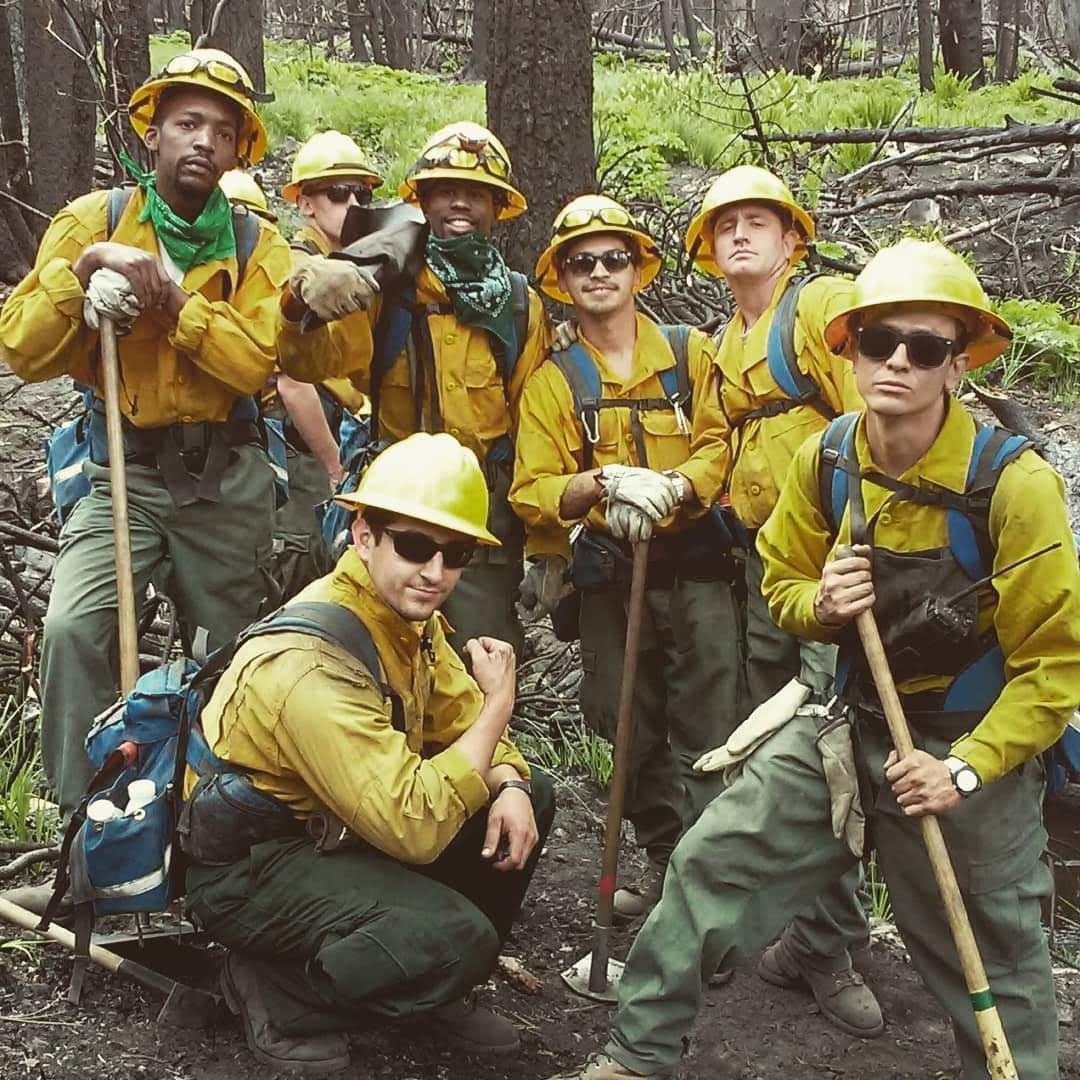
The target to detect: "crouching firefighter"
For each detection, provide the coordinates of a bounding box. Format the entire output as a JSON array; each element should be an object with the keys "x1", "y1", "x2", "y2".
[
  {"x1": 0, "y1": 48, "x2": 290, "y2": 839},
  {"x1": 510, "y1": 195, "x2": 741, "y2": 921},
  {"x1": 277, "y1": 120, "x2": 552, "y2": 657},
  {"x1": 547, "y1": 240, "x2": 1080, "y2": 1080},
  {"x1": 181, "y1": 432, "x2": 555, "y2": 1075}
]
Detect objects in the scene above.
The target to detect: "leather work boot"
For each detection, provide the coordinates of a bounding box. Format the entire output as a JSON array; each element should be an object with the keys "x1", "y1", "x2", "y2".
[
  {"x1": 429, "y1": 993, "x2": 521, "y2": 1055},
  {"x1": 757, "y1": 938, "x2": 884, "y2": 1038},
  {"x1": 612, "y1": 858, "x2": 665, "y2": 922},
  {"x1": 547, "y1": 1052, "x2": 670, "y2": 1079},
  {"x1": 220, "y1": 952, "x2": 351, "y2": 1075}
]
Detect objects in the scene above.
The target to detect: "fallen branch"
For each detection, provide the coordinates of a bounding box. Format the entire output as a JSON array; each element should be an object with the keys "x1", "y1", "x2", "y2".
[
  {"x1": 820, "y1": 177, "x2": 1080, "y2": 218},
  {"x1": 769, "y1": 118, "x2": 1080, "y2": 147},
  {"x1": 0, "y1": 846, "x2": 58, "y2": 881},
  {"x1": 968, "y1": 385, "x2": 1047, "y2": 450}
]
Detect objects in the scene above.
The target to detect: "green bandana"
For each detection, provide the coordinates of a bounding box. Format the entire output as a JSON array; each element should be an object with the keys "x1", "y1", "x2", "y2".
[
  {"x1": 425, "y1": 233, "x2": 517, "y2": 357},
  {"x1": 120, "y1": 150, "x2": 236, "y2": 273}
]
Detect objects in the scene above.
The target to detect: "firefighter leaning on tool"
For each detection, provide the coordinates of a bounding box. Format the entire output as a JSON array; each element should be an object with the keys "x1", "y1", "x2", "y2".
[
  {"x1": 548, "y1": 240, "x2": 1080, "y2": 1080},
  {"x1": 686, "y1": 164, "x2": 881, "y2": 1034},
  {"x1": 509, "y1": 195, "x2": 739, "y2": 920},
  {"x1": 266, "y1": 131, "x2": 380, "y2": 598},
  {"x1": 0, "y1": 49, "x2": 290, "y2": 837},
  {"x1": 183, "y1": 432, "x2": 555, "y2": 1074},
  {"x1": 277, "y1": 120, "x2": 551, "y2": 656}
]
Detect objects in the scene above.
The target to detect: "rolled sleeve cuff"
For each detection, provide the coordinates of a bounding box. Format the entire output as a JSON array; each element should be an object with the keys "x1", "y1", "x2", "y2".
[
  {"x1": 677, "y1": 460, "x2": 721, "y2": 508},
  {"x1": 430, "y1": 746, "x2": 490, "y2": 816},
  {"x1": 39, "y1": 257, "x2": 87, "y2": 318},
  {"x1": 535, "y1": 474, "x2": 584, "y2": 527},
  {"x1": 491, "y1": 742, "x2": 532, "y2": 780},
  {"x1": 170, "y1": 292, "x2": 211, "y2": 353},
  {"x1": 948, "y1": 737, "x2": 1001, "y2": 787}
]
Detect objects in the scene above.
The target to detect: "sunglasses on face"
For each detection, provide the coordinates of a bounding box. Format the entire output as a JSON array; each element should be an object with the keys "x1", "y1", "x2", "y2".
[
  {"x1": 382, "y1": 527, "x2": 475, "y2": 570},
  {"x1": 855, "y1": 325, "x2": 957, "y2": 369},
  {"x1": 556, "y1": 205, "x2": 635, "y2": 234},
  {"x1": 313, "y1": 182, "x2": 374, "y2": 205},
  {"x1": 420, "y1": 141, "x2": 511, "y2": 180},
  {"x1": 561, "y1": 248, "x2": 635, "y2": 277}
]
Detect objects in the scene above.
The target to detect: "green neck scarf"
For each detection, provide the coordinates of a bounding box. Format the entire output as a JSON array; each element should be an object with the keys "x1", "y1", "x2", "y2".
[
  {"x1": 120, "y1": 151, "x2": 236, "y2": 273},
  {"x1": 425, "y1": 233, "x2": 516, "y2": 358}
]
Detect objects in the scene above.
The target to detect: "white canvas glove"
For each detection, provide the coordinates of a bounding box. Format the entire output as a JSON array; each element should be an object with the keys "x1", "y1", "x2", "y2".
[
  {"x1": 291, "y1": 258, "x2": 380, "y2": 321},
  {"x1": 551, "y1": 319, "x2": 578, "y2": 352},
  {"x1": 606, "y1": 501, "x2": 654, "y2": 543},
  {"x1": 816, "y1": 715, "x2": 865, "y2": 858},
  {"x1": 83, "y1": 267, "x2": 142, "y2": 331},
  {"x1": 518, "y1": 555, "x2": 572, "y2": 618},
  {"x1": 601, "y1": 464, "x2": 679, "y2": 521}
]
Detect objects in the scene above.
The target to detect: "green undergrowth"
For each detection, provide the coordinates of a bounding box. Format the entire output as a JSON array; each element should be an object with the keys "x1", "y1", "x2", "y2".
[
  {"x1": 515, "y1": 717, "x2": 614, "y2": 788},
  {"x1": 0, "y1": 695, "x2": 52, "y2": 846}
]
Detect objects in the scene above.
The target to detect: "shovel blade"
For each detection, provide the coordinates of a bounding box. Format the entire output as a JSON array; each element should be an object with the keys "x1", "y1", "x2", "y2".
[{"x1": 560, "y1": 953, "x2": 625, "y2": 1003}]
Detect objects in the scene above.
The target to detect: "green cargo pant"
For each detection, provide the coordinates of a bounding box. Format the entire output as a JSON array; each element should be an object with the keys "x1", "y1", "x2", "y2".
[
  {"x1": 271, "y1": 442, "x2": 332, "y2": 602},
  {"x1": 744, "y1": 544, "x2": 869, "y2": 973},
  {"x1": 579, "y1": 576, "x2": 743, "y2": 864},
  {"x1": 186, "y1": 769, "x2": 555, "y2": 1036},
  {"x1": 41, "y1": 446, "x2": 274, "y2": 820},
  {"x1": 605, "y1": 713, "x2": 1057, "y2": 1079}
]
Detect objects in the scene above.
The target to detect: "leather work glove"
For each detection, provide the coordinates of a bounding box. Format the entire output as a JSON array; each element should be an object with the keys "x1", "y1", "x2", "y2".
[
  {"x1": 290, "y1": 258, "x2": 380, "y2": 322},
  {"x1": 551, "y1": 319, "x2": 578, "y2": 352},
  {"x1": 519, "y1": 555, "x2": 572, "y2": 618},
  {"x1": 606, "y1": 500, "x2": 654, "y2": 544},
  {"x1": 600, "y1": 464, "x2": 680, "y2": 521},
  {"x1": 816, "y1": 713, "x2": 865, "y2": 858},
  {"x1": 694, "y1": 677, "x2": 812, "y2": 780},
  {"x1": 83, "y1": 267, "x2": 142, "y2": 332}
]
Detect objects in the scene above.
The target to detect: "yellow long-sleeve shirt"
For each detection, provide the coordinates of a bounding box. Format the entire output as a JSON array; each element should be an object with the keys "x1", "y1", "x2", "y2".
[
  {"x1": 758, "y1": 397, "x2": 1080, "y2": 785},
  {"x1": 277, "y1": 264, "x2": 551, "y2": 464},
  {"x1": 0, "y1": 188, "x2": 292, "y2": 426},
  {"x1": 510, "y1": 315, "x2": 732, "y2": 559},
  {"x1": 192, "y1": 548, "x2": 530, "y2": 865},
  {"x1": 717, "y1": 269, "x2": 861, "y2": 528}
]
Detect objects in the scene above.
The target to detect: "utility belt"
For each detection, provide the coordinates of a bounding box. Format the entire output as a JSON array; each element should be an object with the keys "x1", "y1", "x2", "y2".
[{"x1": 88, "y1": 402, "x2": 261, "y2": 508}]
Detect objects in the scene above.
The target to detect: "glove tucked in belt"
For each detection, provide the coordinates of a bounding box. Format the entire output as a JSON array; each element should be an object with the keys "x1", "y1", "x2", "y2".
[{"x1": 815, "y1": 709, "x2": 865, "y2": 858}]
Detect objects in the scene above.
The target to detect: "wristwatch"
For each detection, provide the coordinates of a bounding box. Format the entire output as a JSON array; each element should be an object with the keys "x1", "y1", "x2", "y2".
[
  {"x1": 494, "y1": 779, "x2": 532, "y2": 801},
  {"x1": 944, "y1": 756, "x2": 982, "y2": 797}
]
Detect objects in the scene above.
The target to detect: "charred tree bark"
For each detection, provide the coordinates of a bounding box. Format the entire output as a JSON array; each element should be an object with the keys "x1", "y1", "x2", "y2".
[
  {"x1": 994, "y1": 0, "x2": 1020, "y2": 81},
  {"x1": 1060, "y1": 0, "x2": 1080, "y2": 60},
  {"x1": 487, "y1": 0, "x2": 594, "y2": 276},
  {"x1": 939, "y1": 0, "x2": 984, "y2": 84},
  {"x1": 916, "y1": 0, "x2": 934, "y2": 90},
  {"x1": 346, "y1": 0, "x2": 372, "y2": 61},
  {"x1": 660, "y1": 0, "x2": 681, "y2": 70},
  {"x1": 102, "y1": 0, "x2": 151, "y2": 172},
  {"x1": 463, "y1": 0, "x2": 491, "y2": 82},
  {"x1": 192, "y1": 0, "x2": 267, "y2": 93},
  {"x1": 0, "y1": 3, "x2": 31, "y2": 213},
  {"x1": 680, "y1": 0, "x2": 704, "y2": 59},
  {"x1": 754, "y1": 0, "x2": 801, "y2": 70}
]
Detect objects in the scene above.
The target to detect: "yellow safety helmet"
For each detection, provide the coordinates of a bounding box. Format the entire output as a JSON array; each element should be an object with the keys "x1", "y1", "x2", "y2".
[
  {"x1": 128, "y1": 48, "x2": 269, "y2": 166},
  {"x1": 534, "y1": 194, "x2": 661, "y2": 304},
  {"x1": 281, "y1": 130, "x2": 383, "y2": 204},
  {"x1": 684, "y1": 165, "x2": 815, "y2": 277},
  {"x1": 824, "y1": 239, "x2": 1012, "y2": 370},
  {"x1": 333, "y1": 433, "x2": 500, "y2": 546},
  {"x1": 218, "y1": 169, "x2": 277, "y2": 223},
  {"x1": 398, "y1": 121, "x2": 526, "y2": 221}
]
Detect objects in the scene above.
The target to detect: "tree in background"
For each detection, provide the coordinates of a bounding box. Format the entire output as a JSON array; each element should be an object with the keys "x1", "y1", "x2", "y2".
[
  {"x1": 939, "y1": 0, "x2": 984, "y2": 84},
  {"x1": 487, "y1": 0, "x2": 594, "y2": 275},
  {"x1": 103, "y1": 0, "x2": 152, "y2": 167},
  {"x1": 191, "y1": 0, "x2": 267, "y2": 93}
]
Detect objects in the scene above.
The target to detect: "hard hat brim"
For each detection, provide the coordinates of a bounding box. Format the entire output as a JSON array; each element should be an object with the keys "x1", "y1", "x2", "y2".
[
  {"x1": 397, "y1": 169, "x2": 527, "y2": 221},
  {"x1": 534, "y1": 224, "x2": 662, "y2": 304},
  {"x1": 684, "y1": 198, "x2": 815, "y2": 277},
  {"x1": 282, "y1": 166, "x2": 384, "y2": 205},
  {"x1": 332, "y1": 490, "x2": 501, "y2": 546}
]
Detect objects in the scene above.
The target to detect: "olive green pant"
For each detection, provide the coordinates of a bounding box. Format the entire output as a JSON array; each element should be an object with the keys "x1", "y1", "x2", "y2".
[
  {"x1": 186, "y1": 770, "x2": 555, "y2": 1035},
  {"x1": 579, "y1": 577, "x2": 743, "y2": 863},
  {"x1": 271, "y1": 444, "x2": 332, "y2": 602},
  {"x1": 41, "y1": 447, "x2": 275, "y2": 820},
  {"x1": 744, "y1": 545, "x2": 870, "y2": 973},
  {"x1": 605, "y1": 713, "x2": 1057, "y2": 1079}
]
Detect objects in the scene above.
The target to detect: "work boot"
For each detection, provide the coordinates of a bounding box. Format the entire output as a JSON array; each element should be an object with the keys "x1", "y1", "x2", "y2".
[
  {"x1": 0, "y1": 881, "x2": 71, "y2": 919},
  {"x1": 220, "y1": 952, "x2": 350, "y2": 1075},
  {"x1": 429, "y1": 993, "x2": 520, "y2": 1055},
  {"x1": 757, "y1": 938, "x2": 884, "y2": 1038},
  {"x1": 612, "y1": 858, "x2": 665, "y2": 922},
  {"x1": 547, "y1": 1052, "x2": 670, "y2": 1078}
]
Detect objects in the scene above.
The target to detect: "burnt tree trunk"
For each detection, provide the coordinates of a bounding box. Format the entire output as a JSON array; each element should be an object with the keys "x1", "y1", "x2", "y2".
[
  {"x1": 659, "y1": 0, "x2": 682, "y2": 70},
  {"x1": 192, "y1": 0, "x2": 267, "y2": 93},
  {"x1": 994, "y1": 0, "x2": 1020, "y2": 81},
  {"x1": 0, "y1": 2, "x2": 32, "y2": 214},
  {"x1": 487, "y1": 0, "x2": 594, "y2": 277},
  {"x1": 679, "y1": 0, "x2": 704, "y2": 59},
  {"x1": 1059, "y1": 0, "x2": 1080, "y2": 60},
  {"x1": 22, "y1": 0, "x2": 96, "y2": 215},
  {"x1": 939, "y1": 0, "x2": 984, "y2": 84},
  {"x1": 463, "y1": 0, "x2": 491, "y2": 82},
  {"x1": 916, "y1": 0, "x2": 934, "y2": 90},
  {"x1": 102, "y1": 0, "x2": 151, "y2": 173},
  {"x1": 346, "y1": 0, "x2": 372, "y2": 61},
  {"x1": 379, "y1": 0, "x2": 414, "y2": 69},
  {"x1": 754, "y1": 0, "x2": 797, "y2": 69}
]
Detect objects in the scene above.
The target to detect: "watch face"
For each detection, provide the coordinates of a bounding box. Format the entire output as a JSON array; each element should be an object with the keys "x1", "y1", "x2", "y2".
[{"x1": 956, "y1": 767, "x2": 979, "y2": 793}]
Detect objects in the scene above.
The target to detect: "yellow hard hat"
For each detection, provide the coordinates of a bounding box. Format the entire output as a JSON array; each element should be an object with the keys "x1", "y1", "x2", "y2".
[
  {"x1": 128, "y1": 48, "x2": 269, "y2": 166},
  {"x1": 219, "y1": 169, "x2": 277, "y2": 223},
  {"x1": 534, "y1": 194, "x2": 661, "y2": 304},
  {"x1": 824, "y1": 239, "x2": 1012, "y2": 369},
  {"x1": 281, "y1": 130, "x2": 383, "y2": 204},
  {"x1": 684, "y1": 165, "x2": 815, "y2": 277},
  {"x1": 333, "y1": 433, "x2": 500, "y2": 546},
  {"x1": 398, "y1": 122, "x2": 526, "y2": 221}
]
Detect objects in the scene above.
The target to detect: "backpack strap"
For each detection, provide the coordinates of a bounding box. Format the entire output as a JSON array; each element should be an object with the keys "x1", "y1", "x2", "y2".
[
  {"x1": 493, "y1": 270, "x2": 530, "y2": 384},
  {"x1": 817, "y1": 411, "x2": 861, "y2": 540},
  {"x1": 658, "y1": 324, "x2": 693, "y2": 412},
  {"x1": 550, "y1": 343, "x2": 605, "y2": 470}
]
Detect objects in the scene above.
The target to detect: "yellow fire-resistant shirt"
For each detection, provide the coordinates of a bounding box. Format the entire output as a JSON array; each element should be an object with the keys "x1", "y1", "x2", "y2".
[
  {"x1": 510, "y1": 315, "x2": 732, "y2": 559},
  {"x1": 277, "y1": 264, "x2": 551, "y2": 464},
  {"x1": 758, "y1": 397, "x2": 1080, "y2": 785},
  {"x1": 189, "y1": 548, "x2": 530, "y2": 865},
  {"x1": 0, "y1": 188, "x2": 291, "y2": 426},
  {"x1": 717, "y1": 268, "x2": 861, "y2": 529}
]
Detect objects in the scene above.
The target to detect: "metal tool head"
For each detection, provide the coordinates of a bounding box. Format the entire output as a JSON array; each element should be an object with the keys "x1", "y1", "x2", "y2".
[
  {"x1": 155, "y1": 981, "x2": 224, "y2": 1029},
  {"x1": 560, "y1": 954, "x2": 625, "y2": 1003}
]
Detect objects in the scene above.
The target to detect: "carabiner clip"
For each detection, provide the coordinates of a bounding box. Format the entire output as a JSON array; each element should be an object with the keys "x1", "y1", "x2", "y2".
[
  {"x1": 671, "y1": 396, "x2": 690, "y2": 436},
  {"x1": 581, "y1": 408, "x2": 601, "y2": 445}
]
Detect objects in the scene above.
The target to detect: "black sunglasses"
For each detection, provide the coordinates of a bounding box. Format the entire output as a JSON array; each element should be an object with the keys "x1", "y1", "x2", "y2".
[
  {"x1": 855, "y1": 325, "x2": 957, "y2": 369},
  {"x1": 561, "y1": 249, "x2": 634, "y2": 277},
  {"x1": 382, "y1": 527, "x2": 475, "y2": 569},
  {"x1": 316, "y1": 183, "x2": 374, "y2": 206}
]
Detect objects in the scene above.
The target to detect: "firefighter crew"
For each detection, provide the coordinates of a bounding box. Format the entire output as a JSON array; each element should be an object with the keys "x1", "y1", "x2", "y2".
[
  {"x1": 0, "y1": 48, "x2": 290, "y2": 844},
  {"x1": 510, "y1": 195, "x2": 739, "y2": 919},
  {"x1": 685, "y1": 165, "x2": 879, "y2": 1032},
  {"x1": 184, "y1": 432, "x2": 555, "y2": 1074},
  {"x1": 218, "y1": 168, "x2": 278, "y2": 224},
  {"x1": 277, "y1": 120, "x2": 551, "y2": 657},
  {"x1": 268, "y1": 131, "x2": 379, "y2": 598},
  {"x1": 548, "y1": 240, "x2": 1080, "y2": 1080}
]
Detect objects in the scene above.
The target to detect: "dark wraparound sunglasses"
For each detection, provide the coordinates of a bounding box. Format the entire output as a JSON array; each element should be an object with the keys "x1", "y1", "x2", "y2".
[
  {"x1": 382, "y1": 527, "x2": 475, "y2": 569},
  {"x1": 855, "y1": 324, "x2": 957, "y2": 369},
  {"x1": 315, "y1": 183, "x2": 374, "y2": 205},
  {"x1": 561, "y1": 248, "x2": 634, "y2": 277}
]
